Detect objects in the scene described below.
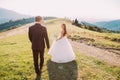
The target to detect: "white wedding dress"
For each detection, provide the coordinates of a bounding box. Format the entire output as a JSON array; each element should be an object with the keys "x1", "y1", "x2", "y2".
[{"x1": 48, "y1": 35, "x2": 75, "y2": 63}]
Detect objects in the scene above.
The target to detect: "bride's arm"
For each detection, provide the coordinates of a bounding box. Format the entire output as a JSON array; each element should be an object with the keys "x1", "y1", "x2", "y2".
[
  {"x1": 56, "y1": 31, "x2": 64, "y2": 41},
  {"x1": 66, "y1": 33, "x2": 70, "y2": 37}
]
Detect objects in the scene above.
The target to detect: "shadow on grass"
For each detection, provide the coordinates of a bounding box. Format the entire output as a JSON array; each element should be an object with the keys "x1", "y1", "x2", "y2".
[{"x1": 47, "y1": 60, "x2": 78, "y2": 80}]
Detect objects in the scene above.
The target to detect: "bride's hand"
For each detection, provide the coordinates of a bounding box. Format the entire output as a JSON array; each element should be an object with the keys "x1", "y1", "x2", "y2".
[
  {"x1": 56, "y1": 37, "x2": 62, "y2": 41},
  {"x1": 56, "y1": 39, "x2": 59, "y2": 41},
  {"x1": 46, "y1": 48, "x2": 49, "y2": 52}
]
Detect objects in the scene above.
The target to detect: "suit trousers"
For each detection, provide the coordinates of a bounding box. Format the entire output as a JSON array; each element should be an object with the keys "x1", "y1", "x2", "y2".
[{"x1": 32, "y1": 49, "x2": 44, "y2": 75}]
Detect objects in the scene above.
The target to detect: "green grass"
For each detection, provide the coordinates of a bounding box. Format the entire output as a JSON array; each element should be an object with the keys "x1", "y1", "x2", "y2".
[
  {"x1": 0, "y1": 33, "x2": 120, "y2": 80},
  {"x1": 66, "y1": 24, "x2": 120, "y2": 49},
  {"x1": 0, "y1": 19, "x2": 120, "y2": 80},
  {"x1": 45, "y1": 18, "x2": 120, "y2": 50}
]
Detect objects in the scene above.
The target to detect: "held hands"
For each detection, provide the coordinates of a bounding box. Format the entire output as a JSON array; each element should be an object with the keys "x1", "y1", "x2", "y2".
[{"x1": 46, "y1": 48, "x2": 49, "y2": 52}]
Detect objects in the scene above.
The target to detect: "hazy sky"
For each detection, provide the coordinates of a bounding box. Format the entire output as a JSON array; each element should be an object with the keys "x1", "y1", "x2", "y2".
[{"x1": 0, "y1": 0, "x2": 120, "y2": 21}]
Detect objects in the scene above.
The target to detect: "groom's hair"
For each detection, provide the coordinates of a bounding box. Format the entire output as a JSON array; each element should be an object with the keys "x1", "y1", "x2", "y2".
[{"x1": 35, "y1": 16, "x2": 42, "y2": 22}]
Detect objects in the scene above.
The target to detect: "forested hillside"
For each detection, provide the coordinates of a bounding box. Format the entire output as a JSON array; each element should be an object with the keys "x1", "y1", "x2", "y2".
[
  {"x1": 0, "y1": 18, "x2": 34, "y2": 31},
  {"x1": 0, "y1": 17, "x2": 57, "y2": 32},
  {"x1": 72, "y1": 19, "x2": 120, "y2": 33}
]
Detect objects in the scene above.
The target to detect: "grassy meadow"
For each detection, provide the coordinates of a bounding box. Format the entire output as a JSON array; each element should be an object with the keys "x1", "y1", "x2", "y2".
[{"x1": 0, "y1": 19, "x2": 120, "y2": 80}]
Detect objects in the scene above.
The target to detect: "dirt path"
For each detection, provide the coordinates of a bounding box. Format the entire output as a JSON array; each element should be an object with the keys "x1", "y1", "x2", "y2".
[
  {"x1": 0, "y1": 23, "x2": 33, "y2": 39},
  {"x1": 50, "y1": 34, "x2": 120, "y2": 67},
  {"x1": 70, "y1": 40, "x2": 120, "y2": 67}
]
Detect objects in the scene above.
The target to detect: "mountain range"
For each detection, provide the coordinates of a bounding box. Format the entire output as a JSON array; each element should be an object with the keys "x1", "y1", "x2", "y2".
[
  {"x1": 0, "y1": 7, "x2": 30, "y2": 23},
  {"x1": 0, "y1": 7, "x2": 120, "y2": 31},
  {"x1": 77, "y1": 19, "x2": 120, "y2": 31},
  {"x1": 92, "y1": 20, "x2": 120, "y2": 31}
]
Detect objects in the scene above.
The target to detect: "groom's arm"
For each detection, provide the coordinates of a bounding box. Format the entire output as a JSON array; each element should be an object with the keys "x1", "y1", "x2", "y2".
[
  {"x1": 44, "y1": 28, "x2": 50, "y2": 49},
  {"x1": 28, "y1": 27, "x2": 32, "y2": 42}
]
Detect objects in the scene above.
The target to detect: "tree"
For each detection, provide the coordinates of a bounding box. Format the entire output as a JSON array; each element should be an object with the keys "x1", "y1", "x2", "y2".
[{"x1": 75, "y1": 19, "x2": 78, "y2": 24}]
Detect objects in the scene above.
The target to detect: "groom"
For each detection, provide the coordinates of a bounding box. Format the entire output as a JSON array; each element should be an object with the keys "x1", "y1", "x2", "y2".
[{"x1": 28, "y1": 16, "x2": 50, "y2": 78}]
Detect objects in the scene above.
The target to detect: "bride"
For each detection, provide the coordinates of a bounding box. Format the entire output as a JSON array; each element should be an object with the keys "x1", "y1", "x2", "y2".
[{"x1": 48, "y1": 24, "x2": 75, "y2": 63}]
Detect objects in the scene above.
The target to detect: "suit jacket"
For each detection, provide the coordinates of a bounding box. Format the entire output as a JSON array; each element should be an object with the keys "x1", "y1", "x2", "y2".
[{"x1": 28, "y1": 23, "x2": 50, "y2": 50}]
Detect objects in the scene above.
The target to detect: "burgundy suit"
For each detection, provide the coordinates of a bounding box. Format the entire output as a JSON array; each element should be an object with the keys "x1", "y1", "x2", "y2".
[{"x1": 28, "y1": 23, "x2": 50, "y2": 75}]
